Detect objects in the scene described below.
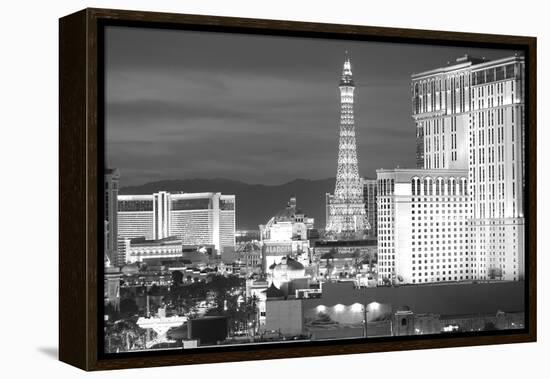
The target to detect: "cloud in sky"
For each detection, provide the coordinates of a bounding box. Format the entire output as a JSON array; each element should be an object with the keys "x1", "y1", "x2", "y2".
[{"x1": 105, "y1": 26, "x2": 516, "y2": 186}]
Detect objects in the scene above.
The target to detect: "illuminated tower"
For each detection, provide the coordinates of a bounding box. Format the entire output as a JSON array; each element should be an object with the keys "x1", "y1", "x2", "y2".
[{"x1": 326, "y1": 56, "x2": 369, "y2": 239}]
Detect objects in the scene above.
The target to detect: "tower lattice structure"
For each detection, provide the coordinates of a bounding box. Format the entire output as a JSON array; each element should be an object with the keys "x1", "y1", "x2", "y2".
[{"x1": 326, "y1": 56, "x2": 369, "y2": 240}]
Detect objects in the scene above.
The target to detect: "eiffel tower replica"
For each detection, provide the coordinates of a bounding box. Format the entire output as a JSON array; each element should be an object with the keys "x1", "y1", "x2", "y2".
[{"x1": 326, "y1": 55, "x2": 369, "y2": 240}]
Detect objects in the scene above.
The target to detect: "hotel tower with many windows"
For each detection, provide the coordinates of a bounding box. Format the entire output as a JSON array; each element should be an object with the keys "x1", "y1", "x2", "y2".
[
  {"x1": 362, "y1": 178, "x2": 378, "y2": 238},
  {"x1": 377, "y1": 168, "x2": 470, "y2": 284},
  {"x1": 104, "y1": 169, "x2": 120, "y2": 266},
  {"x1": 117, "y1": 192, "x2": 236, "y2": 256},
  {"x1": 377, "y1": 54, "x2": 525, "y2": 284}
]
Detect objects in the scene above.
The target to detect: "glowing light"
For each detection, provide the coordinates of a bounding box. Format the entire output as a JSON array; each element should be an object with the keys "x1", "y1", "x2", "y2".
[
  {"x1": 351, "y1": 303, "x2": 363, "y2": 312},
  {"x1": 443, "y1": 325, "x2": 459, "y2": 332},
  {"x1": 316, "y1": 305, "x2": 327, "y2": 313},
  {"x1": 369, "y1": 302, "x2": 380, "y2": 311},
  {"x1": 334, "y1": 304, "x2": 345, "y2": 312}
]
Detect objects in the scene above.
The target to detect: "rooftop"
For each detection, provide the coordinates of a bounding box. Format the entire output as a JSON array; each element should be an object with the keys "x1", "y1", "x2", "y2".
[
  {"x1": 411, "y1": 54, "x2": 524, "y2": 79},
  {"x1": 264, "y1": 283, "x2": 286, "y2": 298},
  {"x1": 130, "y1": 236, "x2": 182, "y2": 247}
]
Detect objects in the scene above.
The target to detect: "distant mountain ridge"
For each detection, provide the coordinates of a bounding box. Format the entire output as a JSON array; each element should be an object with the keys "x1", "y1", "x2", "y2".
[{"x1": 120, "y1": 178, "x2": 336, "y2": 229}]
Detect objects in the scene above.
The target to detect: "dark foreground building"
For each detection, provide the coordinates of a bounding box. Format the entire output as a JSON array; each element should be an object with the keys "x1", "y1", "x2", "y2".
[
  {"x1": 188, "y1": 316, "x2": 229, "y2": 346},
  {"x1": 265, "y1": 281, "x2": 524, "y2": 339}
]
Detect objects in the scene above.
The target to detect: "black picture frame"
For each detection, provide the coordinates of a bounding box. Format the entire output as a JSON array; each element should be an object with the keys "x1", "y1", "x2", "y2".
[{"x1": 59, "y1": 8, "x2": 537, "y2": 371}]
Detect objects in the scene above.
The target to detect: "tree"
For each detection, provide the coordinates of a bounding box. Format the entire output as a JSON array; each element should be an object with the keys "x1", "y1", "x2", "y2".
[
  {"x1": 119, "y1": 298, "x2": 138, "y2": 318},
  {"x1": 483, "y1": 321, "x2": 497, "y2": 331},
  {"x1": 369, "y1": 251, "x2": 376, "y2": 273},
  {"x1": 325, "y1": 262, "x2": 334, "y2": 280},
  {"x1": 104, "y1": 303, "x2": 120, "y2": 322},
  {"x1": 164, "y1": 280, "x2": 208, "y2": 316},
  {"x1": 171, "y1": 270, "x2": 184, "y2": 286},
  {"x1": 352, "y1": 249, "x2": 363, "y2": 273},
  {"x1": 104, "y1": 319, "x2": 147, "y2": 353},
  {"x1": 148, "y1": 284, "x2": 160, "y2": 295},
  {"x1": 321, "y1": 249, "x2": 337, "y2": 280}
]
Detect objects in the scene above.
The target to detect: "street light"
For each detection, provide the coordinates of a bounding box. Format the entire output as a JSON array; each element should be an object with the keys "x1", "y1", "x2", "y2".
[
  {"x1": 363, "y1": 301, "x2": 380, "y2": 338},
  {"x1": 363, "y1": 303, "x2": 368, "y2": 338}
]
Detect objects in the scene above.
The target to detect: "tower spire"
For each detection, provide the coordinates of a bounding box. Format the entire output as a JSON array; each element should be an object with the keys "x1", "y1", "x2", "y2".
[
  {"x1": 340, "y1": 54, "x2": 354, "y2": 86},
  {"x1": 326, "y1": 55, "x2": 369, "y2": 240}
]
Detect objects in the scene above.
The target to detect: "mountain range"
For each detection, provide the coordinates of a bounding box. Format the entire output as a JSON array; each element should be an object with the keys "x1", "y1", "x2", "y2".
[{"x1": 120, "y1": 178, "x2": 336, "y2": 229}]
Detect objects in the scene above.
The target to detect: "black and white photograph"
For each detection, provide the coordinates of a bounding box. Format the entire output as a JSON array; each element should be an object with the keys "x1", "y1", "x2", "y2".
[{"x1": 102, "y1": 25, "x2": 527, "y2": 354}]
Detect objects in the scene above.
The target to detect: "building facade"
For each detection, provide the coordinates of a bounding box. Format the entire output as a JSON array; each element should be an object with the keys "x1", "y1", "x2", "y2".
[
  {"x1": 118, "y1": 192, "x2": 236, "y2": 254},
  {"x1": 265, "y1": 281, "x2": 524, "y2": 338},
  {"x1": 362, "y1": 178, "x2": 378, "y2": 237},
  {"x1": 123, "y1": 236, "x2": 184, "y2": 263},
  {"x1": 377, "y1": 168, "x2": 470, "y2": 285},
  {"x1": 259, "y1": 197, "x2": 313, "y2": 272},
  {"x1": 411, "y1": 54, "x2": 525, "y2": 281},
  {"x1": 104, "y1": 169, "x2": 120, "y2": 266}
]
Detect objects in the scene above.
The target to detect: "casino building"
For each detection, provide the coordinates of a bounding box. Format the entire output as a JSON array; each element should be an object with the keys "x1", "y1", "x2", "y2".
[
  {"x1": 378, "y1": 54, "x2": 525, "y2": 285},
  {"x1": 259, "y1": 197, "x2": 314, "y2": 272},
  {"x1": 123, "y1": 236, "x2": 184, "y2": 263},
  {"x1": 117, "y1": 192, "x2": 236, "y2": 255},
  {"x1": 411, "y1": 54, "x2": 525, "y2": 282},
  {"x1": 377, "y1": 168, "x2": 470, "y2": 284}
]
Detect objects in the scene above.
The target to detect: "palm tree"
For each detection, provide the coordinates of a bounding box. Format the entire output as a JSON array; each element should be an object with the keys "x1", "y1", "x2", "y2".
[
  {"x1": 321, "y1": 248, "x2": 337, "y2": 280},
  {"x1": 245, "y1": 294, "x2": 259, "y2": 337},
  {"x1": 352, "y1": 248, "x2": 363, "y2": 273}
]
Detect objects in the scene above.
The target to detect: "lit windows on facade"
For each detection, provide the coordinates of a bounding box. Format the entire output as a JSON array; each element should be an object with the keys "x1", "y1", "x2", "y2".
[
  {"x1": 377, "y1": 168, "x2": 469, "y2": 285},
  {"x1": 411, "y1": 54, "x2": 525, "y2": 282},
  {"x1": 117, "y1": 192, "x2": 236, "y2": 256}
]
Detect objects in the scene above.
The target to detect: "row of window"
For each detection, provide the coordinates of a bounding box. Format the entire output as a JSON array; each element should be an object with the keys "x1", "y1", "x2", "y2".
[{"x1": 411, "y1": 177, "x2": 467, "y2": 196}]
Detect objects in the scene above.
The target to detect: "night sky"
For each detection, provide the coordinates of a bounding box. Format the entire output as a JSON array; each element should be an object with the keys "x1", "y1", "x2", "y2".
[{"x1": 105, "y1": 26, "x2": 515, "y2": 187}]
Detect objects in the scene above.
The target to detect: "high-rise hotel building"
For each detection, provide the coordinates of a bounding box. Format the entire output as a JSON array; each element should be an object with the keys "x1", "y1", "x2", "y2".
[
  {"x1": 378, "y1": 54, "x2": 525, "y2": 284},
  {"x1": 468, "y1": 56, "x2": 525, "y2": 281},
  {"x1": 362, "y1": 178, "x2": 378, "y2": 237},
  {"x1": 104, "y1": 169, "x2": 120, "y2": 266},
  {"x1": 411, "y1": 54, "x2": 525, "y2": 282},
  {"x1": 117, "y1": 192, "x2": 236, "y2": 254}
]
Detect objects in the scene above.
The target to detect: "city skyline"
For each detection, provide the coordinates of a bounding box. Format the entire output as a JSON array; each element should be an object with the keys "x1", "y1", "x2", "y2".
[
  {"x1": 102, "y1": 26, "x2": 526, "y2": 354},
  {"x1": 105, "y1": 26, "x2": 516, "y2": 187}
]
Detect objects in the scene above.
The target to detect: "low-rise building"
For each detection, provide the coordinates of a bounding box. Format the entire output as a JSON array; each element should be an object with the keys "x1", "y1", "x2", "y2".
[
  {"x1": 264, "y1": 281, "x2": 524, "y2": 339},
  {"x1": 246, "y1": 279, "x2": 269, "y2": 326},
  {"x1": 259, "y1": 197, "x2": 314, "y2": 271},
  {"x1": 124, "y1": 236, "x2": 184, "y2": 263},
  {"x1": 118, "y1": 192, "x2": 236, "y2": 254}
]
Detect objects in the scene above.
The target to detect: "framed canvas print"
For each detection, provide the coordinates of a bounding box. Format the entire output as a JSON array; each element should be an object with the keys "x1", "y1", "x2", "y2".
[{"x1": 59, "y1": 8, "x2": 537, "y2": 371}]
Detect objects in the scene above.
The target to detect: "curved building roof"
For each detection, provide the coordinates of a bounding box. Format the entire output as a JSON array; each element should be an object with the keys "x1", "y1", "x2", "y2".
[
  {"x1": 264, "y1": 197, "x2": 307, "y2": 228},
  {"x1": 272, "y1": 206, "x2": 303, "y2": 222},
  {"x1": 264, "y1": 283, "x2": 285, "y2": 298},
  {"x1": 272, "y1": 256, "x2": 305, "y2": 272}
]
